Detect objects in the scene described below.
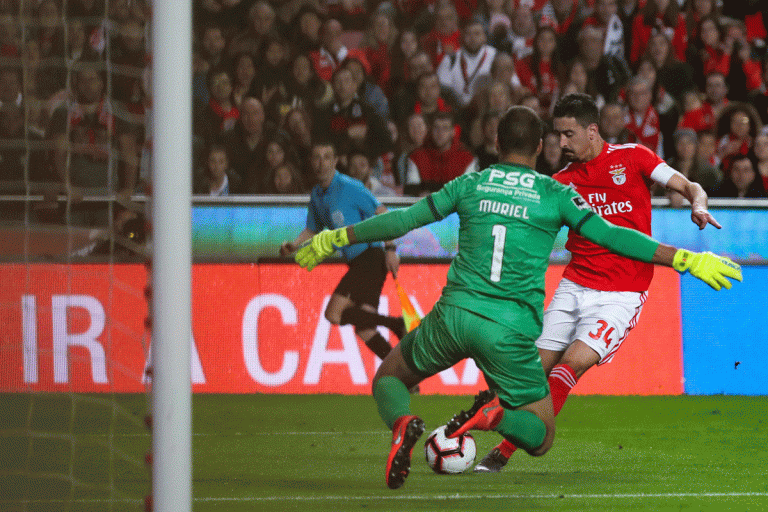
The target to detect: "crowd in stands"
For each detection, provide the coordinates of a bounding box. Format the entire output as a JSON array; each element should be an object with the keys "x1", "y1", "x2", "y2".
[{"x1": 1, "y1": 0, "x2": 768, "y2": 226}]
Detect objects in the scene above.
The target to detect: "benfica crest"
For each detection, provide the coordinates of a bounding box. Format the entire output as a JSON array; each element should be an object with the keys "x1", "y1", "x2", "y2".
[{"x1": 609, "y1": 166, "x2": 626, "y2": 185}]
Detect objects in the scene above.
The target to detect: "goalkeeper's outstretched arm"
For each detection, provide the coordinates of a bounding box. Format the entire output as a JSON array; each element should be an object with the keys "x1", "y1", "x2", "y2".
[
  {"x1": 295, "y1": 197, "x2": 439, "y2": 270},
  {"x1": 576, "y1": 213, "x2": 742, "y2": 291}
]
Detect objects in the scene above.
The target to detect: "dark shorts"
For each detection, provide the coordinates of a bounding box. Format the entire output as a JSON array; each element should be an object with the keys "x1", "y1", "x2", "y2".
[{"x1": 334, "y1": 247, "x2": 388, "y2": 308}]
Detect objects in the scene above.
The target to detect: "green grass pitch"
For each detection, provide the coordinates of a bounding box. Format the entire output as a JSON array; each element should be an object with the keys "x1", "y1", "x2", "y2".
[{"x1": 1, "y1": 393, "x2": 767, "y2": 511}]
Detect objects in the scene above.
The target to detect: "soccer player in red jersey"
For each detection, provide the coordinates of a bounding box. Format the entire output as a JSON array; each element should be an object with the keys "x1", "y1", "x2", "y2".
[{"x1": 475, "y1": 93, "x2": 723, "y2": 472}]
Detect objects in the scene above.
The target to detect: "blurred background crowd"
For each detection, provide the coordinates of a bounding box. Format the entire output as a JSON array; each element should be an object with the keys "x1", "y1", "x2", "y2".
[{"x1": 1, "y1": 0, "x2": 767, "y2": 229}]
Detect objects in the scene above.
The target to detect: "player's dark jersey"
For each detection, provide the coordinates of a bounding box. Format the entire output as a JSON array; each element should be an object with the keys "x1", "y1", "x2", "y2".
[{"x1": 429, "y1": 163, "x2": 592, "y2": 339}]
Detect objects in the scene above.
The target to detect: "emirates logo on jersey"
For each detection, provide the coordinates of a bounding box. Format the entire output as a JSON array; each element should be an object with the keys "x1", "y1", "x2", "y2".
[{"x1": 609, "y1": 166, "x2": 626, "y2": 185}]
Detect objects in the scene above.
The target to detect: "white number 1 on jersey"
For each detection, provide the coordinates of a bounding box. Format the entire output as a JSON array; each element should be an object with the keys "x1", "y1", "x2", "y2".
[{"x1": 490, "y1": 224, "x2": 506, "y2": 282}]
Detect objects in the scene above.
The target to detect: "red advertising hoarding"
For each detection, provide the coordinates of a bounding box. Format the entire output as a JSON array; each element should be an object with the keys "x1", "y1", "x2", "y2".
[{"x1": 0, "y1": 263, "x2": 682, "y2": 395}]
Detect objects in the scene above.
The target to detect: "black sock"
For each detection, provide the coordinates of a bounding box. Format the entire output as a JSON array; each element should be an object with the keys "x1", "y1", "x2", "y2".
[
  {"x1": 364, "y1": 333, "x2": 392, "y2": 360},
  {"x1": 340, "y1": 307, "x2": 403, "y2": 333}
]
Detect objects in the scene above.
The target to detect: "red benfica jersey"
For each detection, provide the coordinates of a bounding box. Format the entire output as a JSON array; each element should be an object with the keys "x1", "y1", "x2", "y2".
[{"x1": 553, "y1": 142, "x2": 674, "y2": 292}]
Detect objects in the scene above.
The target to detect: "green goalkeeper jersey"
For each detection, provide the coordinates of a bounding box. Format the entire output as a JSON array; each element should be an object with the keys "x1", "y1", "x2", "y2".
[
  {"x1": 351, "y1": 162, "x2": 659, "y2": 340},
  {"x1": 431, "y1": 164, "x2": 592, "y2": 339}
]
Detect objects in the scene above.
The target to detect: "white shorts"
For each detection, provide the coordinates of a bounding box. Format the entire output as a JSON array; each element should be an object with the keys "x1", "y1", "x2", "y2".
[{"x1": 535, "y1": 279, "x2": 648, "y2": 365}]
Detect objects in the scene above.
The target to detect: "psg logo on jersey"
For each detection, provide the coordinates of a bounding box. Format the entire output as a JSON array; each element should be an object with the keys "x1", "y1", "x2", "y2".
[{"x1": 609, "y1": 166, "x2": 626, "y2": 185}]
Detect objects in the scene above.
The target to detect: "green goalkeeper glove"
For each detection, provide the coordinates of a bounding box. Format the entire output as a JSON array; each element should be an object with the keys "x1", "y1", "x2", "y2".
[
  {"x1": 672, "y1": 249, "x2": 743, "y2": 290},
  {"x1": 295, "y1": 228, "x2": 350, "y2": 271}
]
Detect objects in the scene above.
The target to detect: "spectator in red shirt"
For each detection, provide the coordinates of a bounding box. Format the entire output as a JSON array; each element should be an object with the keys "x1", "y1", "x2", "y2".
[
  {"x1": 715, "y1": 102, "x2": 762, "y2": 165},
  {"x1": 624, "y1": 76, "x2": 663, "y2": 157},
  {"x1": 683, "y1": 0, "x2": 719, "y2": 45},
  {"x1": 721, "y1": 20, "x2": 763, "y2": 100},
  {"x1": 515, "y1": 25, "x2": 562, "y2": 113},
  {"x1": 679, "y1": 71, "x2": 729, "y2": 134},
  {"x1": 421, "y1": 3, "x2": 461, "y2": 69},
  {"x1": 404, "y1": 111, "x2": 477, "y2": 195},
  {"x1": 391, "y1": 56, "x2": 458, "y2": 126},
  {"x1": 686, "y1": 14, "x2": 729, "y2": 90},
  {"x1": 413, "y1": 71, "x2": 456, "y2": 126},
  {"x1": 204, "y1": 66, "x2": 240, "y2": 143},
  {"x1": 634, "y1": 57, "x2": 679, "y2": 158},
  {"x1": 390, "y1": 29, "x2": 421, "y2": 96},
  {"x1": 309, "y1": 18, "x2": 370, "y2": 82},
  {"x1": 629, "y1": 0, "x2": 687, "y2": 67},
  {"x1": 362, "y1": 11, "x2": 397, "y2": 97},
  {"x1": 539, "y1": 0, "x2": 582, "y2": 39}
]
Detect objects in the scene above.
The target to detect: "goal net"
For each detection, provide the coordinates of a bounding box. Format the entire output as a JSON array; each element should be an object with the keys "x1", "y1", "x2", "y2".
[{"x1": 0, "y1": 0, "x2": 156, "y2": 508}]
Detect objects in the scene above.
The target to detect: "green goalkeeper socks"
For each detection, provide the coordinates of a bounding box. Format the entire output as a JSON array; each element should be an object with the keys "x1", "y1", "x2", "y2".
[
  {"x1": 495, "y1": 409, "x2": 546, "y2": 452},
  {"x1": 373, "y1": 376, "x2": 411, "y2": 429}
]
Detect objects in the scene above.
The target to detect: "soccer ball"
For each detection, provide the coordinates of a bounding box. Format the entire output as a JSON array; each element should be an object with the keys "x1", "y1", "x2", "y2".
[{"x1": 424, "y1": 425, "x2": 476, "y2": 474}]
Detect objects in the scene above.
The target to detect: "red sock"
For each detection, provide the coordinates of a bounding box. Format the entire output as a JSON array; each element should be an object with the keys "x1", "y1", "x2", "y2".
[
  {"x1": 497, "y1": 363, "x2": 578, "y2": 457},
  {"x1": 548, "y1": 363, "x2": 578, "y2": 415},
  {"x1": 498, "y1": 438, "x2": 517, "y2": 457}
]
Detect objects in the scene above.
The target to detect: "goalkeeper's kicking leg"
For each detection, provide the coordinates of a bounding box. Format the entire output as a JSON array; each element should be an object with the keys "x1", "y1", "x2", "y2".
[
  {"x1": 372, "y1": 343, "x2": 426, "y2": 490},
  {"x1": 475, "y1": 339, "x2": 599, "y2": 472},
  {"x1": 444, "y1": 388, "x2": 556, "y2": 457}
]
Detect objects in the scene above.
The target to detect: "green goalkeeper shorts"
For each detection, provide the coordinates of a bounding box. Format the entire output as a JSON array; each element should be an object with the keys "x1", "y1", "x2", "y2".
[{"x1": 399, "y1": 301, "x2": 549, "y2": 408}]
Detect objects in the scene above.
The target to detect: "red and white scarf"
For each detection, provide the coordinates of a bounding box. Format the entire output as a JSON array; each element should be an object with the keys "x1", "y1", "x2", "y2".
[{"x1": 625, "y1": 104, "x2": 660, "y2": 154}]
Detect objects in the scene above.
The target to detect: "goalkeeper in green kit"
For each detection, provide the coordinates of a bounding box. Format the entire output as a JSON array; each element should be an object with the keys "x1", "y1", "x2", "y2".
[{"x1": 295, "y1": 106, "x2": 742, "y2": 490}]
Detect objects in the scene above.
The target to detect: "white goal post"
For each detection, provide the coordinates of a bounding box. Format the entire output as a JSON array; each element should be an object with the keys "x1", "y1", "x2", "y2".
[{"x1": 151, "y1": 0, "x2": 192, "y2": 510}]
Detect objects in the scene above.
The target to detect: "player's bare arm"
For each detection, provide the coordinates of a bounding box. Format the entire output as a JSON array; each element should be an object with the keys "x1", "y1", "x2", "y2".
[
  {"x1": 665, "y1": 173, "x2": 722, "y2": 230},
  {"x1": 280, "y1": 228, "x2": 316, "y2": 256}
]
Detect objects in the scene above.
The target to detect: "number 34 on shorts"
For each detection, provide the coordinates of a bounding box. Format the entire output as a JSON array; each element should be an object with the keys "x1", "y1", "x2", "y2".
[
  {"x1": 588, "y1": 320, "x2": 615, "y2": 348},
  {"x1": 580, "y1": 310, "x2": 642, "y2": 364},
  {"x1": 536, "y1": 279, "x2": 647, "y2": 365}
]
